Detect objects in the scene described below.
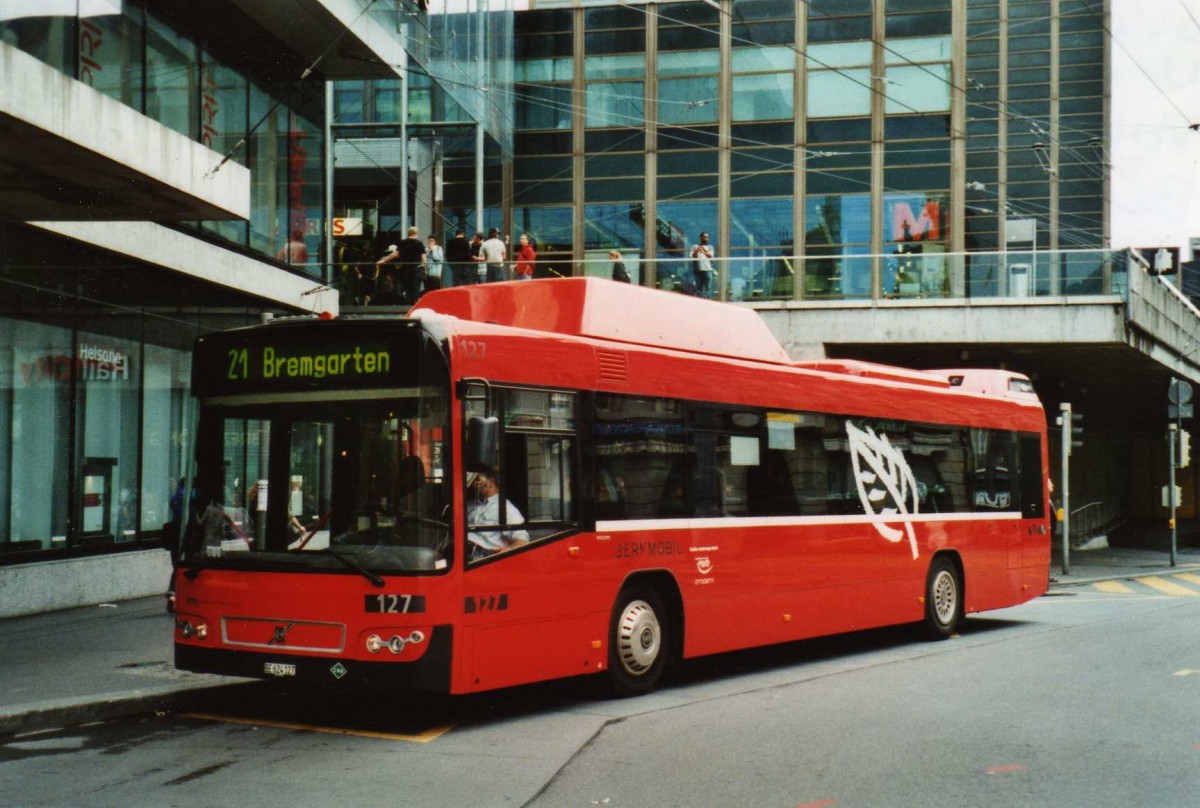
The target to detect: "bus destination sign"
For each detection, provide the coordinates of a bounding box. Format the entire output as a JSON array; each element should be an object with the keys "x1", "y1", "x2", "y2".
[
  {"x1": 194, "y1": 327, "x2": 417, "y2": 395},
  {"x1": 228, "y1": 343, "x2": 391, "y2": 383}
]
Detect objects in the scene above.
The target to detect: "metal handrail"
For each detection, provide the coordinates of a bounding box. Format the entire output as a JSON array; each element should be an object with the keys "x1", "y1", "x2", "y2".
[{"x1": 1068, "y1": 500, "x2": 1120, "y2": 546}]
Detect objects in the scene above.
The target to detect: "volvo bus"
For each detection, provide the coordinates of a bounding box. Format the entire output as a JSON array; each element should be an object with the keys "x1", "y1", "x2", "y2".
[{"x1": 173, "y1": 278, "x2": 1050, "y2": 695}]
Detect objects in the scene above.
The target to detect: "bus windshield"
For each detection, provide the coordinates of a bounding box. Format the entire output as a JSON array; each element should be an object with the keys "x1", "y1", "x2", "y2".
[{"x1": 183, "y1": 344, "x2": 451, "y2": 575}]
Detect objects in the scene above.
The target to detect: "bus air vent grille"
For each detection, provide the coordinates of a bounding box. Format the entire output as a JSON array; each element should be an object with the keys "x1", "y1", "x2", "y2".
[{"x1": 596, "y1": 349, "x2": 628, "y2": 383}]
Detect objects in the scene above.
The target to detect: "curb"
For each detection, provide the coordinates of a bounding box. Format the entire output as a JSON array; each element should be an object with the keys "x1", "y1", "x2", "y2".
[
  {"x1": 1049, "y1": 565, "x2": 1200, "y2": 590},
  {"x1": 0, "y1": 682, "x2": 251, "y2": 738}
]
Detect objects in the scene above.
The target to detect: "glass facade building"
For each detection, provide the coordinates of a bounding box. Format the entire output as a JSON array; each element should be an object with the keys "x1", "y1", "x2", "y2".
[
  {"x1": 0, "y1": 3, "x2": 329, "y2": 567},
  {"x1": 0, "y1": 3, "x2": 327, "y2": 275},
  {"x1": 508, "y1": 0, "x2": 1106, "y2": 301}
]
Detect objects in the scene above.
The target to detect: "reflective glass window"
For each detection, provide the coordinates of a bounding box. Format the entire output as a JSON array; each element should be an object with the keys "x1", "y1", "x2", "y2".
[
  {"x1": 200, "y1": 55, "x2": 249, "y2": 245},
  {"x1": 885, "y1": 65, "x2": 951, "y2": 113},
  {"x1": 659, "y1": 77, "x2": 719, "y2": 125},
  {"x1": 586, "y1": 82, "x2": 644, "y2": 128},
  {"x1": 584, "y1": 204, "x2": 647, "y2": 249},
  {"x1": 728, "y1": 198, "x2": 794, "y2": 300},
  {"x1": 732, "y1": 46, "x2": 794, "y2": 73},
  {"x1": 514, "y1": 206, "x2": 573, "y2": 249},
  {"x1": 584, "y1": 53, "x2": 645, "y2": 80},
  {"x1": 806, "y1": 40, "x2": 873, "y2": 69},
  {"x1": 655, "y1": 201, "x2": 717, "y2": 285},
  {"x1": 516, "y1": 85, "x2": 573, "y2": 130},
  {"x1": 807, "y1": 69, "x2": 872, "y2": 118},
  {"x1": 78, "y1": 8, "x2": 143, "y2": 108},
  {"x1": 145, "y1": 14, "x2": 198, "y2": 139},
  {"x1": 884, "y1": 35, "x2": 952, "y2": 64},
  {"x1": 516, "y1": 57, "x2": 574, "y2": 83},
  {"x1": 657, "y1": 50, "x2": 720, "y2": 77},
  {"x1": 732, "y1": 73, "x2": 794, "y2": 121}
]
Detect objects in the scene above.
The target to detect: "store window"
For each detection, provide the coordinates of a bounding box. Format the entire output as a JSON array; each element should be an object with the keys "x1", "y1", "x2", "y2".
[
  {"x1": 76, "y1": 328, "x2": 140, "y2": 544},
  {"x1": 141, "y1": 343, "x2": 193, "y2": 534},
  {"x1": 2, "y1": 320, "x2": 72, "y2": 554}
]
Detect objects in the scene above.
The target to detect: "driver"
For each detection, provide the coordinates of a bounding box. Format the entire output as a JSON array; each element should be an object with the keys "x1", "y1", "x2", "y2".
[{"x1": 466, "y1": 470, "x2": 528, "y2": 561}]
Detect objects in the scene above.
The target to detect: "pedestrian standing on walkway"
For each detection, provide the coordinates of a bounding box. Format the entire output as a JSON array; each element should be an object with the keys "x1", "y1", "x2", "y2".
[
  {"x1": 691, "y1": 231, "x2": 714, "y2": 298},
  {"x1": 445, "y1": 228, "x2": 473, "y2": 286},
  {"x1": 426, "y1": 235, "x2": 445, "y2": 290},
  {"x1": 480, "y1": 228, "x2": 507, "y2": 283},
  {"x1": 376, "y1": 227, "x2": 426, "y2": 304},
  {"x1": 609, "y1": 250, "x2": 631, "y2": 283},
  {"x1": 514, "y1": 233, "x2": 536, "y2": 280},
  {"x1": 471, "y1": 232, "x2": 487, "y2": 283}
]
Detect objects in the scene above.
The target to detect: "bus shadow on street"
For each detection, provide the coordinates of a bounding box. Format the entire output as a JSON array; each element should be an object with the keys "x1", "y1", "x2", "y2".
[{"x1": 174, "y1": 617, "x2": 1031, "y2": 738}]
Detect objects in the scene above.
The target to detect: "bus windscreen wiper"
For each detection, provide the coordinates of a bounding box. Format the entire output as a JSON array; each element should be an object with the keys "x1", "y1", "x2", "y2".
[{"x1": 322, "y1": 548, "x2": 385, "y2": 587}]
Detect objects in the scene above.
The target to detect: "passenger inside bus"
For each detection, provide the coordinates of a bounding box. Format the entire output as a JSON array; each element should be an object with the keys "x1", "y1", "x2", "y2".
[{"x1": 466, "y1": 470, "x2": 529, "y2": 561}]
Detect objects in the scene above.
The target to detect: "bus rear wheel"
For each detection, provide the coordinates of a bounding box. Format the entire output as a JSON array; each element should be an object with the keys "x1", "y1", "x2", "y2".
[
  {"x1": 607, "y1": 586, "x2": 670, "y2": 697},
  {"x1": 924, "y1": 556, "x2": 962, "y2": 639}
]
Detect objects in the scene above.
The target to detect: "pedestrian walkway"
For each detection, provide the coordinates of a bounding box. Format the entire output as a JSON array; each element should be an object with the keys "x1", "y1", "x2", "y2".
[
  {"x1": 0, "y1": 595, "x2": 247, "y2": 737},
  {"x1": 2, "y1": 543, "x2": 1198, "y2": 738}
]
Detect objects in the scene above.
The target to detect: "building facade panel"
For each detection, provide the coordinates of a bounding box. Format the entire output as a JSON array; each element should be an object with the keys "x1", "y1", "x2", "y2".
[{"x1": 504, "y1": 0, "x2": 1105, "y2": 303}]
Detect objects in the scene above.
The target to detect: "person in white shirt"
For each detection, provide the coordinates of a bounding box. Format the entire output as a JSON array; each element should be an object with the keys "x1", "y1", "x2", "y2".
[
  {"x1": 690, "y1": 231, "x2": 714, "y2": 298},
  {"x1": 479, "y1": 228, "x2": 508, "y2": 283},
  {"x1": 466, "y1": 471, "x2": 528, "y2": 560}
]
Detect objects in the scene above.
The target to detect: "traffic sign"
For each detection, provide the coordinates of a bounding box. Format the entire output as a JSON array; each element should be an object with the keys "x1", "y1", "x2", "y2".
[
  {"x1": 1168, "y1": 378, "x2": 1193, "y2": 406},
  {"x1": 1168, "y1": 404, "x2": 1194, "y2": 419}
]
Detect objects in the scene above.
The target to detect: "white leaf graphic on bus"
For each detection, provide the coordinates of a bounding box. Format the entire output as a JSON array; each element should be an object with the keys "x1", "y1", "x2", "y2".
[{"x1": 846, "y1": 420, "x2": 920, "y2": 559}]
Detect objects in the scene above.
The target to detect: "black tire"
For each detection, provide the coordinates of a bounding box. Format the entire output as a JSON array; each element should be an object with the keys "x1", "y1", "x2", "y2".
[
  {"x1": 924, "y1": 555, "x2": 962, "y2": 640},
  {"x1": 607, "y1": 585, "x2": 671, "y2": 697}
]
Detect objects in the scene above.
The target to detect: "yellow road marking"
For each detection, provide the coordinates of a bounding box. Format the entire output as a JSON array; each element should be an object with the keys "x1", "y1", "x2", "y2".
[
  {"x1": 181, "y1": 712, "x2": 453, "y2": 743},
  {"x1": 1094, "y1": 581, "x2": 1133, "y2": 594},
  {"x1": 1174, "y1": 572, "x2": 1200, "y2": 586},
  {"x1": 1139, "y1": 576, "x2": 1199, "y2": 597}
]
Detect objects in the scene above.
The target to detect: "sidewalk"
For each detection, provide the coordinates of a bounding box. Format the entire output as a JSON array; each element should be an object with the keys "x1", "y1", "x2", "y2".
[
  {"x1": 1049, "y1": 542, "x2": 1200, "y2": 586},
  {"x1": 0, "y1": 595, "x2": 248, "y2": 737},
  {"x1": 2, "y1": 544, "x2": 1198, "y2": 738}
]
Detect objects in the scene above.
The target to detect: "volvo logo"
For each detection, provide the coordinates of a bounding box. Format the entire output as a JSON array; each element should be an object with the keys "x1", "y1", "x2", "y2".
[{"x1": 268, "y1": 622, "x2": 295, "y2": 645}]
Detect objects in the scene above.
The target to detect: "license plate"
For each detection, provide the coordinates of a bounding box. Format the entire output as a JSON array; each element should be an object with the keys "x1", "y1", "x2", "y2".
[{"x1": 263, "y1": 662, "x2": 296, "y2": 677}]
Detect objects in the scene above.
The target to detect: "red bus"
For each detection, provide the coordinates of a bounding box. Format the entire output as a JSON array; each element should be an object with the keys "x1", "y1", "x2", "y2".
[{"x1": 174, "y1": 278, "x2": 1050, "y2": 696}]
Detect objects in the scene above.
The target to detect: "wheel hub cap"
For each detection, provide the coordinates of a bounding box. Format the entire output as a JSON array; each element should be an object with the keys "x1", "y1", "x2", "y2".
[{"x1": 617, "y1": 600, "x2": 660, "y2": 676}]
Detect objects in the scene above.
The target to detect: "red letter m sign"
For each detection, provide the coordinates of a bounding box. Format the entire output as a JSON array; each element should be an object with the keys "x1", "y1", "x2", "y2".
[{"x1": 891, "y1": 201, "x2": 941, "y2": 242}]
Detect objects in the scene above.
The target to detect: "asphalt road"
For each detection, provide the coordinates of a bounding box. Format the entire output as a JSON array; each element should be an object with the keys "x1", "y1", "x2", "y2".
[{"x1": 2, "y1": 583, "x2": 1199, "y2": 807}]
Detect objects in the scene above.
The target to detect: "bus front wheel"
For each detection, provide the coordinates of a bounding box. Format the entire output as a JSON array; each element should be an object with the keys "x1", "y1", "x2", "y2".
[
  {"x1": 924, "y1": 556, "x2": 962, "y2": 640},
  {"x1": 607, "y1": 586, "x2": 670, "y2": 696}
]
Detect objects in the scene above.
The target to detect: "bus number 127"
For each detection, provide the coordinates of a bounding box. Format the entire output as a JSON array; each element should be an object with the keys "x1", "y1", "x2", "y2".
[{"x1": 364, "y1": 594, "x2": 426, "y2": 614}]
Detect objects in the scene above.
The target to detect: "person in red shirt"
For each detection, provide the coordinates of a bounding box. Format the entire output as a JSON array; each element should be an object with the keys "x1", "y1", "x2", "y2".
[{"x1": 514, "y1": 233, "x2": 536, "y2": 280}]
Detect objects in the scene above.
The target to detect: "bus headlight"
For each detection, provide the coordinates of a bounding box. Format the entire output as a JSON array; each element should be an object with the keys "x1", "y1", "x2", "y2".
[
  {"x1": 366, "y1": 634, "x2": 384, "y2": 653},
  {"x1": 176, "y1": 617, "x2": 208, "y2": 641},
  {"x1": 387, "y1": 631, "x2": 425, "y2": 655}
]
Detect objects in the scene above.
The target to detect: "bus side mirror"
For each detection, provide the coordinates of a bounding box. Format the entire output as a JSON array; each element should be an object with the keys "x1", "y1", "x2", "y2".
[{"x1": 465, "y1": 416, "x2": 499, "y2": 472}]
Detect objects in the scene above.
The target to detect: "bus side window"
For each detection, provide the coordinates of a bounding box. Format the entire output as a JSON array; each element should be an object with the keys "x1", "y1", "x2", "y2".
[
  {"x1": 746, "y1": 450, "x2": 799, "y2": 516},
  {"x1": 1017, "y1": 434, "x2": 1045, "y2": 519},
  {"x1": 595, "y1": 464, "x2": 627, "y2": 520}
]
